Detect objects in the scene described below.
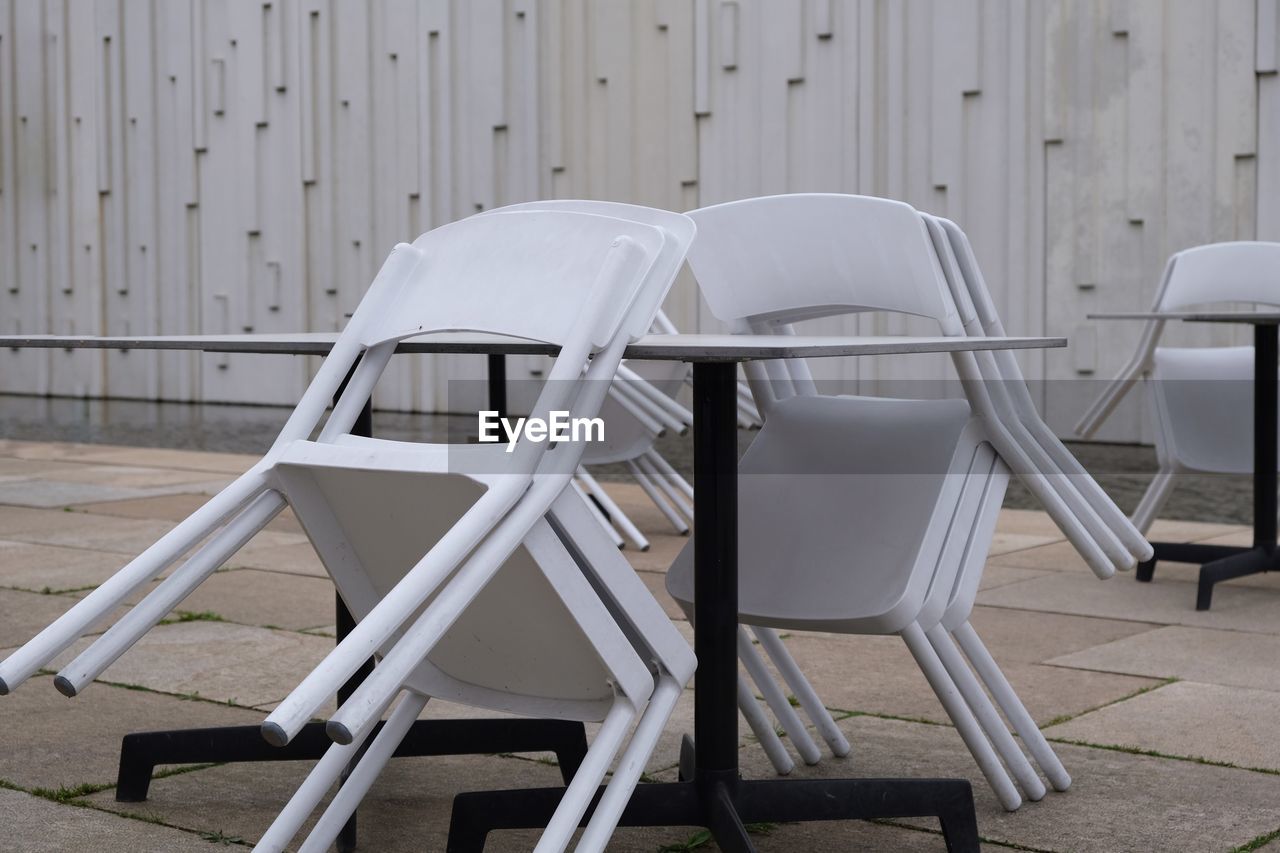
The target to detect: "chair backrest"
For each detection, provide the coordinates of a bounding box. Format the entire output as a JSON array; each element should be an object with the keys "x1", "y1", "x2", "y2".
[
  {"x1": 686, "y1": 194, "x2": 960, "y2": 329},
  {"x1": 361, "y1": 210, "x2": 668, "y2": 350},
  {"x1": 1158, "y1": 242, "x2": 1280, "y2": 311}
]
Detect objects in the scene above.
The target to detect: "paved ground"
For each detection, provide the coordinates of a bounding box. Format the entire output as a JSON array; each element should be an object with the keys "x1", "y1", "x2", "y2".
[{"x1": 0, "y1": 437, "x2": 1278, "y2": 851}]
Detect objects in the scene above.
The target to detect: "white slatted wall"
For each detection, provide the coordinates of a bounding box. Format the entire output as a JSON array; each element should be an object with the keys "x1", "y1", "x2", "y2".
[{"x1": 1, "y1": 0, "x2": 1277, "y2": 441}]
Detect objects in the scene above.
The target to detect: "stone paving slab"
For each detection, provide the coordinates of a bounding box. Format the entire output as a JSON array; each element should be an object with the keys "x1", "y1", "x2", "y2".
[
  {"x1": 994, "y1": 507, "x2": 1071, "y2": 539},
  {"x1": 0, "y1": 477, "x2": 229, "y2": 510},
  {"x1": 0, "y1": 675, "x2": 262, "y2": 790},
  {"x1": 636, "y1": 568, "x2": 686, "y2": 621},
  {"x1": 227, "y1": 541, "x2": 327, "y2": 577},
  {"x1": 988, "y1": 530, "x2": 1064, "y2": 556},
  {"x1": 70, "y1": 493, "x2": 307, "y2": 534},
  {"x1": 73, "y1": 741, "x2": 950, "y2": 852},
  {"x1": 1048, "y1": 625, "x2": 1280, "y2": 692},
  {"x1": 1, "y1": 788, "x2": 214, "y2": 852},
  {"x1": 734, "y1": 713, "x2": 1280, "y2": 853},
  {"x1": 976, "y1": 563, "x2": 1055, "y2": 591},
  {"x1": 988, "y1": 540, "x2": 1100, "y2": 573},
  {"x1": 0, "y1": 539, "x2": 138, "y2": 592},
  {"x1": 0, "y1": 439, "x2": 134, "y2": 461},
  {"x1": 46, "y1": 621, "x2": 333, "y2": 707},
  {"x1": 624, "y1": 532, "x2": 689, "y2": 575},
  {"x1": 156, "y1": 568, "x2": 337, "y2": 631},
  {"x1": 766, "y1": 630, "x2": 1160, "y2": 727},
  {"x1": 33, "y1": 464, "x2": 225, "y2": 489},
  {"x1": 0, "y1": 457, "x2": 95, "y2": 480},
  {"x1": 0, "y1": 588, "x2": 123, "y2": 648},
  {"x1": 1145, "y1": 518, "x2": 1248, "y2": 542},
  {"x1": 0, "y1": 511, "x2": 178, "y2": 554},
  {"x1": 978, "y1": 570, "x2": 1280, "y2": 631},
  {"x1": 68, "y1": 445, "x2": 260, "y2": 474},
  {"x1": 1047, "y1": 680, "x2": 1280, "y2": 772},
  {"x1": 964, "y1": 606, "x2": 1155, "y2": 664}
]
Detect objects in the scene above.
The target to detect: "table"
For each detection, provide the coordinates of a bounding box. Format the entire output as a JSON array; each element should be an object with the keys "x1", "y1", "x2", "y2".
[
  {"x1": 1089, "y1": 312, "x2": 1280, "y2": 610},
  {"x1": 0, "y1": 331, "x2": 1065, "y2": 852}
]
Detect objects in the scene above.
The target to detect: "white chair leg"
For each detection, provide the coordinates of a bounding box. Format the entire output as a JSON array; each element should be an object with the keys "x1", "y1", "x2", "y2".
[
  {"x1": 752, "y1": 626, "x2": 851, "y2": 758},
  {"x1": 577, "y1": 675, "x2": 684, "y2": 852},
  {"x1": 0, "y1": 470, "x2": 270, "y2": 693},
  {"x1": 899, "y1": 622, "x2": 1022, "y2": 812},
  {"x1": 637, "y1": 453, "x2": 694, "y2": 524},
  {"x1": 57, "y1": 491, "x2": 287, "y2": 696},
  {"x1": 954, "y1": 622, "x2": 1070, "y2": 792},
  {"x1": 252, "y1": 702, "x2": 390, "y2": 852},
  {"x1": 577, "y1": 468, "x2": 649, "y2": 551},
  {"x1": 737, "y1": 627, "x2": 821, "y2": 765},
  {"x1": 736, "y1": 675, "x2": 795, "y2": 776},
  {"x1": 1131, "y1": 468, "x2": 1176, "y2": 534},
  {"x1": 294, "y1": 691, "x2": 431, "y2": 853},
  {"x1": 572, "y1": 477, "x2": 626, "y2": 549},
  {"x1": 926, "y1": 624, "x2": 1046, "y2": 802},
  {"x1": 534, "y1": 698, "x2": 636, "y2": 853},
  {"x1": 627, "y1": 460, "x2": 689, "y2": 535},
  {"x1": 643, "y1": 450, "x2": 695, "y2": 501}
]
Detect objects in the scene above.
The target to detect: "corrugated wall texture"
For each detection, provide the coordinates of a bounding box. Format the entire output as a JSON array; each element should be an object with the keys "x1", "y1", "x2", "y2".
[{"x1": 0, "y1": 0, "x2": 1277, "y2": 441}]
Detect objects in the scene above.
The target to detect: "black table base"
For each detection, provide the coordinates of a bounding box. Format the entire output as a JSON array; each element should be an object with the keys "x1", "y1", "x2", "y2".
[
  {"x1": 442, "y1": 362, "x2": 980, "y2": 852},
  {"x1": 447, "y1": 774, "x2": 978, "y2": 853},
  {"x1": 1137, "y1": 323, "x2": 1279, "y2": 611},
  {"x1": 116, "y1": 718, "x2": 589, "y2": 803}
]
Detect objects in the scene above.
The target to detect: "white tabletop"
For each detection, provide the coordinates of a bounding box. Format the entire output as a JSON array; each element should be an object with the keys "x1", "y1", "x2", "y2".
[
  {"x1": 1088, "y1": 311, "x2": 1280, "y2": 325},
  {"x1": 0, "y1": 332, "x2": 1065, "y2": 362}
]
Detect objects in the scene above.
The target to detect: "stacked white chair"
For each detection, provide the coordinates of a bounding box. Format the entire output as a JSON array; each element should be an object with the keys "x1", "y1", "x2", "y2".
[
  {"x1": 666, "y1": 193, "x2": 1145, "y2": 808},
  {"x1": 0, "y1": 206, "x2": 698, "y2": 853},
  {"x1": 665, "y1": 193, "x2": 1043, "y2": 810},
  {"x1": 1076, "y1": 241, "x2": 1280, "y2": 532}
]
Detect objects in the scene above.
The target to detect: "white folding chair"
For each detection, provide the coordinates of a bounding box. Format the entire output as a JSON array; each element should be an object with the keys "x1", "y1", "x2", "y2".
[
  {"x1": 1076, "y1": 242, "x2": 1280, "y2": 532},
  {"x1": 729, "y1": 212, "x2": 1093, "y2": 793},
  {"x1": 0, "y1": 206, "x2": 698, "y2": 853},
  {"x1": 484, "y1": 200, "x2": 829, "y2": 773},
  {"x1": 667, "y1": 193, "x2": 1048, "y2": 810}
]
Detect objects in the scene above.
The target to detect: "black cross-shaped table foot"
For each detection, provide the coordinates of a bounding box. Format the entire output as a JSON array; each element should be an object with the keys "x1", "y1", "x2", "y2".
[
  {"x1": 447, "y1": 772, "x2": 978, "y2": 853},
  {"x1": 1136, "y1": 323, "x2": 1279, "y2": 610}
]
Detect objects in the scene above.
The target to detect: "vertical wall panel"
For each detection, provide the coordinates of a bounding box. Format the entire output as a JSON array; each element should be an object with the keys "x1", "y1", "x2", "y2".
[{"x1": 0, "y1": 1, "x2": 1276, "y2": 443}]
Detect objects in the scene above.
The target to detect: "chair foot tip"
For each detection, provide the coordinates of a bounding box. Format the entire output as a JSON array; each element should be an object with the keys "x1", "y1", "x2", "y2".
[
  {"x1": 52, "y1": 675, "x2": 78, "y2": 698},
  {"x1": 326, "y1": 720, "x2": 354, "y2": 745},
  {"x1": 260, "y1": 721, "x2": 290, "y2": 747}
]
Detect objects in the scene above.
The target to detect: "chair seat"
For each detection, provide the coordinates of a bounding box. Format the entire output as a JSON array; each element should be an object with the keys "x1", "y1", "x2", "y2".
[
  {"x1": 272, "y1": 436, "x2": 653, "y2": 721},
  {"x1": 1152, "y1": 346, "x2": 1278, "y2": 474},
  {"x1": 666, "y1": 394, "x2": 978, "y2": 633}
]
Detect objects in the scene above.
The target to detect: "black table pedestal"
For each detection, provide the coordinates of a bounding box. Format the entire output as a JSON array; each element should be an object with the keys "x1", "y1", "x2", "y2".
[
  {"x1": 444, "y1": 362, "x2": 980, "y2": 852},
  {"x1": 1137, "y1": 323, "x2": 1280, "y2": 610}
]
